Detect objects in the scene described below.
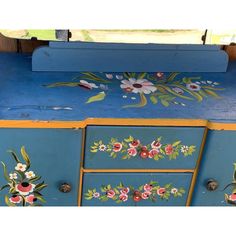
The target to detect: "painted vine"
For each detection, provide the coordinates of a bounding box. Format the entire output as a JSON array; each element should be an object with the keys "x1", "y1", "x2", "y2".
[
  {"x1": 84, "y1": 181, "x2": 185, "y2": 204},
  {"x1": 45, "y1": 72, "x2": 224, "y2": 108},
  {"x1": 224, "y1": 163, "x2": 236, "y2": 206},
  {"x1": 90, "y1": 135, "x2": 196, "y2": 160},
  {"x1": 0, "y1": 146, "x2": 47, "y2": 206}
]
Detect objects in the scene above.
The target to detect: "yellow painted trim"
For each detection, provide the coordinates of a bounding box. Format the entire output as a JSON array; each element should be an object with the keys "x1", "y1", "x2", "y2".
[
  {"x1": 186, "y1": 127, "x2": 208, "y2": 206},
  {"x1": 1, "y1": 118, "x2": 236, "y2": 130},
  {"x1": 82, "y1": 169, "x2": 194, "y2": 173}
]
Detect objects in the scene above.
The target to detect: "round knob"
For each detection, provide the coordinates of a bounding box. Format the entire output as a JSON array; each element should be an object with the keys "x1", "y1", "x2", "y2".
[
  {"x1": 206, "y1": 179, "x2": 219, "y2": 191},
  {"x1": 59, "y1": 183, "x2": 72, "y2": 193}
]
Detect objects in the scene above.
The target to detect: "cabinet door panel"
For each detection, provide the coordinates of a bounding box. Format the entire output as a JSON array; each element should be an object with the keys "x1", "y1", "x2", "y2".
[
  {"x1": 192, "y1": 130, "x2": 236, "y2": 206},
  {"x1": 82, "y1": 172, "x2": 192, "y2": 206},
  {"x1": 85, "y1": 126, "x2": 204, "y2": 169},
  {"x1": 0, "y1": 128, "x2": 82, "y2": 206}
]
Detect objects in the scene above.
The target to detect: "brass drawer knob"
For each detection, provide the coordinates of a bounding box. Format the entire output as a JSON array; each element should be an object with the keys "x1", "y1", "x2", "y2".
[
  {"x1": 206, "y1": 179, "x2": 219, "y2": 191},
  {"x1": 59, "y1": 183, "x2": 72, "y2": 193}
]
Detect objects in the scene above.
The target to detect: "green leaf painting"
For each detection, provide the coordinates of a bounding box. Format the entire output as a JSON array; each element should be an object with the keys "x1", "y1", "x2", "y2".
[
  {"x1": 84, "y1": 181, "x2": 185, "y2": 204},
  {"x1": 90, "y1": 135, "x2": 196, "y2": 161},
  {"x1": 0, "y1": 146, "x2": 47, "y2": 207},
  {"x1": 45, "y1": 72, "x2": 224, "y2": 108}
]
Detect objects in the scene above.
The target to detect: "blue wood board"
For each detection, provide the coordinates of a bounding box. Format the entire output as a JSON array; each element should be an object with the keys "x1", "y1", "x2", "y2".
[
  {"x1": 0, "y1": 128, "x2": 82, "y2": 206},
  {"x1": 32, "y1": 45, "x2": 228, "y2": 72},
  {"x1": 49, "y1": 42, "x2": 221, "y2": 51},
  {"x1": 0, "y1": 53, "x2": 236, "y2": 122},
  {"x1": 84, "y1": 126, "x2": 204, "y2": 169},
  {"x1": 192, "y1": 130, "x2": 236, "y2": 206},
  {"x1": 82, "y1": 172, "x2": 192, "y2": 206}
]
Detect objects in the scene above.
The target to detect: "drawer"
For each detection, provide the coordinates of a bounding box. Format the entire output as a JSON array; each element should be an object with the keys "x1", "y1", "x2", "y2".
[
  {"x1": 82, "y1": 172, "x2": 192, "y2": 206},
  {"x1": 192, "y1": 131, "x2": 236, "y2": 206},
  {"x1": 0, "y1": 128, "x2": 82, "y2": 206},
  {"x1": 84, "y1": 126, "x2": 205, "y2": 169}
]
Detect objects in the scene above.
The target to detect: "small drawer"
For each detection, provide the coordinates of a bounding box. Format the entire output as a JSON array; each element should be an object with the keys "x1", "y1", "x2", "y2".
[
  {"x1": 82, "y1": 172, "x2": 192, "y2": 206},
  {"x1": 84, "y1": 126, "x2": 205, "y2": 169}
]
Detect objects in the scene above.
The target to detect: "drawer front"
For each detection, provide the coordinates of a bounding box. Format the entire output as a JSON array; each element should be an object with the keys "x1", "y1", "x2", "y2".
[
  {"x1": 192, "y1": 131, "x2": 236, "y2": 206},
  {"x1": 82, "y1": 173, "x2": 192, "y2": 206},
  {"x1": 0, "y1": 128, "x2": 82, "y2": 206},
  {"x1": 85, "y1": 126, "x2": 205, "y2": 169}
]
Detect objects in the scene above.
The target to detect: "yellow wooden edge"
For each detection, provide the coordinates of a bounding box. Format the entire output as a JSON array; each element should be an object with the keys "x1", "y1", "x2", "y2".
[
  {"x1": 186, "y1": 128, "x2": 208, "y2": 206},
  {"x1": 82, "y1": 168, "x2": 194, "y2": 173},
  {"x1": 1, "y1": 118, "x2": 236, "y2": 130}
]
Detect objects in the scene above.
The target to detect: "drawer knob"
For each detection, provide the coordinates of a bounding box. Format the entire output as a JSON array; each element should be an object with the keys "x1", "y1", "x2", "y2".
[
  {"x1": 59, "y1": 183, "x2": 72, "y2": 193},
  {"x1": 206, "y1": 179, "x2": 219, "y2": 191}
]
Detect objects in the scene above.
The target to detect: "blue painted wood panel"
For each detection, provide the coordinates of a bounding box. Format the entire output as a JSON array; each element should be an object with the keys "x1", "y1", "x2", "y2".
[
  {"x1": 0, "y1": 128, "x2": 82, "y2": 206},
  {"x1": 1, "y1": 53, "x2": 236, "y2": 122},
  {"x1": 192, "y1": 130, "x2": 236, "y2": 206},
  {"x1": 32, "y1": 45, "x2": 228, "y2": 72},
  {"x1": 84, "y1": 126, "x2": 204, "y2": 169},
  {"x1": 82, "y1": 172, "x2": 192, "y2": 206}
]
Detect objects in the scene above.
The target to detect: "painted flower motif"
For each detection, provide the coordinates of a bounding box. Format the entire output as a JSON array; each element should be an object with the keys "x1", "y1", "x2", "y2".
[
  {"x1": 156, "y1": 72, "x2": 164, "y2": 78},
  {"x1": 79, "y1": 80, "x2": 98, "y2": 89},
  {"x1": 140, "y1": 148, "x2": 149, "y2": 159},
  {"x1": 151, "y1": 140, "x2": 162, "y2": 149},
  {"x1": 120, "y1": 187, "x2": 130, "y2": 195},
  {"x1": 105, "y1": 74, "x2": 113, "y2": 79},
  {"x1": 157, "y1": 188, "x2": 166, "y2": 196},
  {"x1": 15, "y1": 163, "x2": 27, "y2": 172},
  {"x1": 16, "y1": 182, "x2": 35, "y2": 196},
  {"x1": 99, "y1": 144, "x2": 107, "y2": 152},
  {"x1": 25, "y1": 171, "x2": 35, "y2": 179},
  {"x1": 186, "y1": 83, "x2": 201, "y2": 91},
  {"x1": 25, "y1": 194, "x2": 37, "y2": 205},
  {"x1": 9, "y1": 195, "x2": 22, "y2": 204},
  {"x1": 171, "y1": 188, "x2": 178, "y2": 194},
  {"x1": 9, "y1": 173, "x2": 17, "y2": 180},
  {"x1": 99, "y1": 84, "x2": 109, "y2": 90},
  {"x1": 116, "y1": 75, "x2": 123, "y2": 80},
  {"x1": 129, "y1": 139, "x2": 140, "y2": 148},
  {"x1": 133, "y1": 191, "x2": 142, "y2": 202},
  {"x1": 106, "y1": 190, "x2": 116, "y2": 198},
  {"x1": 123, "y1": 87, "x2": 133, "y2": 93},
  {"x1": 120, "y1": 78, "x2": 157, "y2": 94},
  {"x1": 180, "y1": 145, "x2": 189, "y2": 153},
  {"x1": 119, "y1": 194, "x2": 128, "y2": 202},
  {"x1": 149, "y1": 149, "x2": 159, "y2": 158},
  {"x1": 141, "y1": 191, "x2": 151, "y2": 199},
  {"x1": 144, "y1": 184, "x2": 153, "y2": 192},
  {"x1": 127, "y1": 147, "x2": 137, "y2": 156},
  {"x1": 172, "y1": 87, "x2": 184, "y2": 95},
  {"x1": 196, "y1": 80, "x2": 219, "y2": 86},
  {"x1": 113, "y1": 142, "x2": 123, "y2": 152},
  {"x1": 228, "y1": 193, "x2": 236, "y2": 201},
  {"x1": 165, "y1": 144, "x2": 174, "y2": 155},
  {"x1": 93, "y1": 192, "x2": 100, "y2": 198}
]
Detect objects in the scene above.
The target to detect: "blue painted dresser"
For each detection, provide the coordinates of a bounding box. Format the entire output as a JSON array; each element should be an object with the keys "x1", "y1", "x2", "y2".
[{"x1": 0, "y1": 42, "x2": 236, "y2": 206}]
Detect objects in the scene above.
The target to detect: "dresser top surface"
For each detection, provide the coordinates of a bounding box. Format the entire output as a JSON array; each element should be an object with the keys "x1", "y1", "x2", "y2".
[{"x1": 1, "y1": 53, "x2": 236, "y2": 122}]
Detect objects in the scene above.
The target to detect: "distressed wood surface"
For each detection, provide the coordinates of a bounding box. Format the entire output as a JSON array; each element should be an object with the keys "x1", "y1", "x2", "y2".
[{"x1": 1, "y1": 53, "x2": 236, "y2": 122}]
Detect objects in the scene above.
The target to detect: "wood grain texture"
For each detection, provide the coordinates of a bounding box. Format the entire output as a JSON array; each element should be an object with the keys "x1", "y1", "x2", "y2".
[
  {"x1": 225, "y1": 45, "x2": 236, "y2": 61},
  {"x1": 0, "y1": 33, "x2": 17, "y2": 52}
]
